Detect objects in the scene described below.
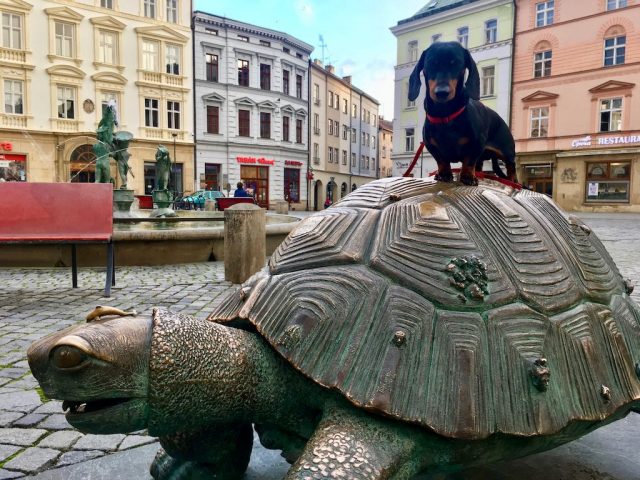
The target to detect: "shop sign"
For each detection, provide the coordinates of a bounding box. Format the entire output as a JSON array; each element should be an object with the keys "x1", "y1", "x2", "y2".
[
  {"x1": 285, "y1": 160, "x2": 303, "y2": 167},
  {"x1": 571, "y1": 133, "x2": 640, "y2": 148},
  {"x1": 236, "y1": 156, "x2": 275, "y2": 165},
  {"x1": 0, "y1": 154, "x2": 25, "y2": 161},
  {"x1": 0, "y1": 142, "x2": 13, "y2": 151}
]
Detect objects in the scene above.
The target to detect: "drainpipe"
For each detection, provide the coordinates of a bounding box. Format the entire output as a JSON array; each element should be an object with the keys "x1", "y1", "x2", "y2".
[
  {"x1": 508, "y1": 0, "x2": 517, "y2": 127},
  {"x1": 191, "y1": 3, "x2": 197, "y2": 191},
  {"x1": 306, "y1": 58, "x2": 311, "y2": 211}
]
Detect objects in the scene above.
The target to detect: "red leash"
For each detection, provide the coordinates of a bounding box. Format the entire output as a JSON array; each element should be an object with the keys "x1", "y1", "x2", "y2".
[
  {"x1": 427, "y1": 168, "x2": 523, "y2": 190},
  {"x1": 402, "y1": 141, "x2": 425, "y2": 177}
]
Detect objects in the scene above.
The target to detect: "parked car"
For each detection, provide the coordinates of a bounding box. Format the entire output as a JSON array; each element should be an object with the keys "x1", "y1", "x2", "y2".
[{"x1": 179, "y1": 190, "x2": 225, "y2": 210}]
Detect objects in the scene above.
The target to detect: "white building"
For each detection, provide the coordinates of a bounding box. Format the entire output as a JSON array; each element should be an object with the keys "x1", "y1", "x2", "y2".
[
  {"x1": 193, "y1": 11, "x2": 313, "y2": 210},
  {"x1": 0, "y1": 0, "x2": 194, "y2": 194}
]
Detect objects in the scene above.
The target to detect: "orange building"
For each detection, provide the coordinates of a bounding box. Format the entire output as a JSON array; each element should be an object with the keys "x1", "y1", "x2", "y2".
[{"x1": 512, "y1": 0, "x2": 640, "y2": 211}]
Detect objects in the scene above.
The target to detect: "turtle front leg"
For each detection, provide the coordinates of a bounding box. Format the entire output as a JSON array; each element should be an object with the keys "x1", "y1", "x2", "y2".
[
  {"x1": 285, "y1": 405, "x2": 423, "y2": 480},
  {"x1": 150, "y1": 423, "x2": 253, "y2": 480}
]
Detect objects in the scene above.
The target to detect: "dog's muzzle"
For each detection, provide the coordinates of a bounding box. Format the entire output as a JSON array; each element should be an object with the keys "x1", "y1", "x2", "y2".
[{"x1": 434, "y1": 85, "x2": 450, "y2": 101}]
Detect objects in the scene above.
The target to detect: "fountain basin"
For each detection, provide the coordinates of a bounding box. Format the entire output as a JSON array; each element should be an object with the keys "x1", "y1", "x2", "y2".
[{"x1": 0, "y1": 212, "x2": 300, "y2": 267}]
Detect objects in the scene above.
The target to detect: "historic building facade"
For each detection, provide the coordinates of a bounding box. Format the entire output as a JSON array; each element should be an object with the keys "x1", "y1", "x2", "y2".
[
  {"x1": 0, "y1": 0, "x2": 194, "y2": 194},
  {"x1": 390, "y1": 0, "x2": 514, "y2": 177},
  {"x1": 512, "y1": 0, "x2": 640, "y2": 211},
  {"x1": 193, "y1": 11, "x2": 312, "y2": 210},
  {"x1": 309, "y1": 60, "x2": 379, "y2": 210},
  {"x1": 378, "y1": 117, "x2": 394, "y2": 178}
]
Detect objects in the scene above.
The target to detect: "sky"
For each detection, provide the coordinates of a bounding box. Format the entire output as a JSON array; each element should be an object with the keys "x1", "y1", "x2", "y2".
[{"x1": 193, "y1": 0, "x2": 429, "y2": 119}]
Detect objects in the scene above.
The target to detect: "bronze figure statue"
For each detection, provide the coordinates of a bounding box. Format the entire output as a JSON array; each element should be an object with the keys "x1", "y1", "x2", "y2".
[
  {"x1": 154, "y1": 145, "x2": 171, "y2": 192},
  {"x1": 93, "y1": 102, "x2": 134, "y2": 189},
  {"x1": 27, "y1": 178, "x2": 640, "y2": 479}
]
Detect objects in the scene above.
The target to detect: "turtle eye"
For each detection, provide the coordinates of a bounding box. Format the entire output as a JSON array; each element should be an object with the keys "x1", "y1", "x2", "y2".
[{"x1": 51, "y1": 346, "x2": 88, "y2": 369}]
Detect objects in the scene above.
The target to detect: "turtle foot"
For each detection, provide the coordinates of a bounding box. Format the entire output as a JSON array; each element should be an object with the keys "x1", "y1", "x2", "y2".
[{"x1": 150, "y1": 448, "x2": 241, "y2": 480}]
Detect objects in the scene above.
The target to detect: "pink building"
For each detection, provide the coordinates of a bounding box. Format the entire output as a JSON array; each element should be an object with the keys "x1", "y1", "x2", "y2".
[{"x1": 512, "y1": 0, "x2": 640, "y2": 211}]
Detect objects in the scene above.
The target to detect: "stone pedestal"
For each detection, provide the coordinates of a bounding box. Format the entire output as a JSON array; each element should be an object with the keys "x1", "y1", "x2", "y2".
[
  {"x1": 275, "y1": 201, "x2": 289, "y2": 214},
  {"x1": 112, "y1": 189, "x2": 136, "y2": 218},
  {"x1": 224, "y1": 204, "x2": 265, "y2": 284},
  {"x1": 204, "y1": 199, "x2": 216, "y2": 211},
  {"x1": 151, "y1": 189, "x2": 177, "y2": 218}
]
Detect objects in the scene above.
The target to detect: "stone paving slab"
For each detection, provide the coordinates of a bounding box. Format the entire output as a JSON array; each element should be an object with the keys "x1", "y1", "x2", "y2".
[
  {"x1": 3, "y1": 447, "x2": 59, "y2": 473},
  {"x1": 36, "y1": 432, "x2": 82, "y2": 450}
]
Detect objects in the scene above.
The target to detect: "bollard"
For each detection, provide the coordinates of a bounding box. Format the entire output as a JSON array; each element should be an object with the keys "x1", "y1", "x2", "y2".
[
  {"x1": 275, "y1": 201, "x2": 289, "y2": 214},
  {"x1": 224, "y1": 204, "x2": 265, "y2": 284},
  {"x1": 204, "y1": 199, "x2": 216, "y2": 211}
]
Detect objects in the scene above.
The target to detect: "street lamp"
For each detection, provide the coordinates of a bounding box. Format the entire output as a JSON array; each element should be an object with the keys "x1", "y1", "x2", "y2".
[{"x1": 171, "y1": 132, "x2": 177, "y2": 194}]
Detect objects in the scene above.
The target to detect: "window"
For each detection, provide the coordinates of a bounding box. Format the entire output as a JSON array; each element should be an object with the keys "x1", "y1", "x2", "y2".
[
  {"x1": 238, "y1": 109, "x2": 250, "y2": 136},
  {"x1": 405, "y1": 128, "x2": 414, "y2": 152},
  {"x1": 335, "y1": 94, "x2": 339, "y2": 111},
  {"x1": 342, "y1": 125, "x2": 348, "y2": 140},
  {"x1": 534, "y1": 50, "x2": 552, "y2": 77},
  {"x1": 260, "y1": 40, "x2": 270, "y2": 47},
  {"x1": 101, "y1": 0, "x2": 113, "y2": 7},
  {"x1": 362, "y1": 131, "x2": 366, "y2": 145},
  {"x1": 144, "y1": 0, "x2": 156, "y2": 18},
  {"x1": 142, "y1": 40, "x2": 159, "y2": 71},
  {"x1": 296, "y1": 74, "x2": 303, "y2": 99},
  {"x1": 328, "y1": 147, "x2": 334, "y2": 163},
  {"x1": 2, "y1": 12, "x2": 22, "y2": 49},
  {"x1": 313, "y1": 143, "x2": 319, "y2": 164},
  {"x1": 328, "y1": 119, "x2": 333, "y2": 136},
  {"x1": 296, "y1": 119, "x2": 303, "y2": 143},
  {"x1": 166, "y1": 0, "x2": 177, "y2": 23},
  {"x1": 431, "y1": 34, "x2": 441, "y2": 44},
  {"x1": 166, "y1": 44, "x2": 180, "y2": 75},
  {"x1": 206, "y1": 105, "x2": 219, "y2": 134},
  {"x1": 481, "y1": 66, "x2": 495, "y2": 96},
  {"x1": 283, "y1": 46, "x2": 290, "y2": 53},
  {"x1": 206, "y1": 53, "x2": 218, "y2": 82},
  {"x1": 342, "y1": 150, "x2": 347, "y2": 165},
  {"x1": 260, "y1": 112, "x2": 271, "y2": 139},
  {"x1": 536, "y1": 1, "x2": 554, "y2": 27},
  {"x1": 260, "y1": 64, "x2": 271, "y2": 90},
  {"x1": 238, "y1": 35, "x2": 249, "y2": 42},
  {"x1": 4, "y1": 80, "x2": 23, "y2": 114},
  {"x1": 372, "y1": 136, "x2": 376, "y2": 149},
  {"x1": 98, "y1": 30, "x2": 117, "y2": 65},
  {"x1": 144, "y1": 98, "x2": 159, "y2": 127},
  {"x1": 282, "y1": 116, "x2": 290, "y2": 141},
  {"x1": 101, "y1": 91, "x2": 118, "y2": 115},
  {"x1": 238, "y1": 59, "x2": 249, "y2": 86},
  {"x1": 55, "y1": 21, "x2": 74, "y2": 57},
  {"x1": 530, "y1": 107, "x2": 549, "y2": 137},
  {"x1": 343, "y1": 98, "x2": 348, "y2": 114},
  {"x1": 457, "y1": 27, "x2": 468, "y2": 48},
  {"x1": 352, "y1": 103, "x2": 358, "y2": 118},
  {"x1": 408, "y1": 40, "x2": 418, "y2": 62},
  {"x1": 604, "y1": 35, "x2": 625, "y2": 66},
  {"x1": 57, "y1": 86, "x2": 75, "y2": 119},
  {"x1": 600, "y1": 98, "x2": 622, "y2": 132},
  {"x1": 586, "y1": 161, "x2": 630, "y2": 203},
  {"x1": 351, "y1": 128, "x2": 356, "y2": 143},
  {"x1": 485, "y1": 19, "x2": 497, "y2": 44},
  {"x1": 167, "y1": 101, "x2": 180, "y2": 129},
  {"x1": 607, "y1": 0, "x2": 627, "y2": 9},
  {"x1": 313, "y1": 113, "x2": 319, "y2": 135},
  {"x1": 284, "y1": 168, "x2": 300, "y2": 203},
  {"x1": 334, "y1": 120, "x2": 339, "y2": 137},
  {"x1": 312, "y1": 82, "x2": 319, "y2": 104},
  {"x1": 328, "y1": 91, "x2": 334, "y2": 108},
  {"x1": 283, "y1": 70, "x2": 290, "y2": 95},
  {"x1": 407, "y1": 82, "x2": 416, "y2": 108},
  {"x1": 351, "y1": 153, "x2": 356, "y2": 167},
  {"x1": 361, "y1": 155, "x2": 365, "y2": 168},
  {"x1": 206, "y1": 28, "x2": 218, "y2": 36}
]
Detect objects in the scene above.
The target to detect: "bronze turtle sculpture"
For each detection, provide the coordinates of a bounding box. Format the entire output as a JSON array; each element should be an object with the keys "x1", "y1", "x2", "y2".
[{"x1": 28, "y1": 177, "x2": 640, "y2": 479}]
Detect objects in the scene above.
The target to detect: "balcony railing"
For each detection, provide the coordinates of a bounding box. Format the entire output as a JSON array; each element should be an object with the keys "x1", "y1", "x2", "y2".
[
  {"x1": 313, "y1": 156, "x2": 320, "y2": 164},
  {"x1": 0, "y1": 46, "x2": 28, "y2": 64},
  {"x1": 140, "y1": 127, "x2": 186, "y2": 141},
  {"x1": 0, "y1": 114, "x2": 28, "y2": 129},
  {"x1": 139, "y1": 71, "x2": 186, "y2": 88},
  {"x1": 51, "y1": 118, "x2": 79, "y2": 132}
]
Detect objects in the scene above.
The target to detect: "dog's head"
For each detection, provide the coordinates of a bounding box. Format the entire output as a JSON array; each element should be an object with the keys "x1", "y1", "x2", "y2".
[{"x1": 408, "y1": 42, "x2": 480, "y2": 104}]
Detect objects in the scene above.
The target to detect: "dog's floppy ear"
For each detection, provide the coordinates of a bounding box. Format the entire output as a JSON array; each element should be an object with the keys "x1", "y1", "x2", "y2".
[
  {"x1": 463, "y1": 48, "x2": 480, "y2": 100},
  {"x1": 408, "y1": 49, "x2": 427, "y2": 102}
]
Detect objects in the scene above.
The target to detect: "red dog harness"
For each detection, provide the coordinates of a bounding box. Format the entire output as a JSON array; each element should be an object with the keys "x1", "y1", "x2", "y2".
[{"x1": 426, "y1": 105, "x2": 466, "y2": 124}]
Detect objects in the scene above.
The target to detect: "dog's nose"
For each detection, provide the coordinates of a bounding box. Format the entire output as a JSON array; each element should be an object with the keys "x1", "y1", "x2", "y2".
[{"x1": 434, "y1": 84, "x2": 450, "y2": 100}]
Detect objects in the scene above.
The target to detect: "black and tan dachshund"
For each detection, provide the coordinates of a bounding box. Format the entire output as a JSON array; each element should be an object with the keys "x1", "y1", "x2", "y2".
[{"x1": 408, "y1": 41, "x2": 516, "y2": 186}]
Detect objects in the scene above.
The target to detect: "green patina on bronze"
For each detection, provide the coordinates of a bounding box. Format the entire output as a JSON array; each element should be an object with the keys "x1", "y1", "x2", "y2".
[
  {"x1": 93, "y1": 102, "x2": 133, "y2": 189},
  {"x1": 27, "y1": 178, "x2": 640, "y2": 479}
]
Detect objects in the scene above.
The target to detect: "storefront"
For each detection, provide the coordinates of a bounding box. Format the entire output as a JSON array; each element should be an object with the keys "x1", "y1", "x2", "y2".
[
  {"x1": 0, "y1": 146, "x2": 27, "y2": 182},
  {"x1": 239, "y1": 159, "x2": 271, "y2": 209},
  {"x1": 517, "y1": 133, "x2": 640, "y2": 212}
]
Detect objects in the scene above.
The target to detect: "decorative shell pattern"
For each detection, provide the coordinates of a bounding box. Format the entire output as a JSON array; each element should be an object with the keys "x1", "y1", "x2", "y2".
[{"x1": 208, "y1": 178, "x2": 640, "y2": 440}]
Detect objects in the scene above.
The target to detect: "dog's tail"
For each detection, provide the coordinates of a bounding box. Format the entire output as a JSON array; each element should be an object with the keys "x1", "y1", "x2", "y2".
[{"x1": 476, "y1": 158, "x2": 507, "y2": 179}]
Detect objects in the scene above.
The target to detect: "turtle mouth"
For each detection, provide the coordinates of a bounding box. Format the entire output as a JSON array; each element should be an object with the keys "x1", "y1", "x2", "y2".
[{"x1": 63, "y1": 397, "x2": 133, "y2": 416}]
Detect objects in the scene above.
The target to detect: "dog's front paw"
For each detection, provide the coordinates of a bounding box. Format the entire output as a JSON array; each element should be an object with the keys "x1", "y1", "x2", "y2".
[
  {"x1": 460, "y1": 173, "x2": 479, "y2": 186},
  {"x1": 435, "y1": 172, "x2": 454, "y2": 182}
]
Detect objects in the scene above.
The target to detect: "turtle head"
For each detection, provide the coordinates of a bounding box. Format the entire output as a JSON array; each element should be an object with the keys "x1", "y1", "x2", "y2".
[{"x1": 28, "y1": 315, "x2": 152, "y2": 434}]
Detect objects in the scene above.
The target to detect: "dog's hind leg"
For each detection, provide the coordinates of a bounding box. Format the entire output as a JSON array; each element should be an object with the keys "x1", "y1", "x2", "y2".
[
  {"x1": 434, "y1": 161, "x2": 454, "y2": 182},
  {"x1": 460, "y1": 158, "x2": 478, "y2": 186}
]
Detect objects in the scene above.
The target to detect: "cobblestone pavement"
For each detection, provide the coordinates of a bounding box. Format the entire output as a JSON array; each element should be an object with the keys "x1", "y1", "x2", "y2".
[{"x1": 0, "y1": 212, "x2": 637, "y2": 478}]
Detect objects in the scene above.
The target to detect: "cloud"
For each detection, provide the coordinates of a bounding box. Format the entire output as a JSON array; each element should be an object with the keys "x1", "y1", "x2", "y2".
[{"x1": 294, "y1": 0, "x2": 314, "y2": 24}]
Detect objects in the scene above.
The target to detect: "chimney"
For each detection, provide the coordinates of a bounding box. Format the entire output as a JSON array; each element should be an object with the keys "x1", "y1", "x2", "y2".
[
  {"x1": 325, "y1": 64, "x2": 335, "y2": 74},
  {"x1": 313, "y1": 59, "x2": 323, "y2": 67},
  {"x1": 342, "y1": 75, "x2": 352, "y2": 84}
]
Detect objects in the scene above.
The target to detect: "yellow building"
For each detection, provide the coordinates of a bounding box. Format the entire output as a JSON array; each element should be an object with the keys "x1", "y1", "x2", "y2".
[{"x1": 0, "y1": 0, "x2": 193, "y2": 195}]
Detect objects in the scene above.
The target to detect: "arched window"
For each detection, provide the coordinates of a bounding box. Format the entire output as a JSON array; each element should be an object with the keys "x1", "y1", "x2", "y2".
[
  {"x1": 604, "y1": 26, "x2": 626, "y2": 66},
  {"x1": 533, "y1": 41, "x2": 552, "y2": 78},
  {"x1": 70, "y1": 144, "x2": 96, "y2": 183}
]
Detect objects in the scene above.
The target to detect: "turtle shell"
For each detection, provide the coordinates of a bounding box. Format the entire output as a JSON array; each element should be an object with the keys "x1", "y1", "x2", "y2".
[{"x1": 209, "y1": 178, "x2": 640, "y2": 440}]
